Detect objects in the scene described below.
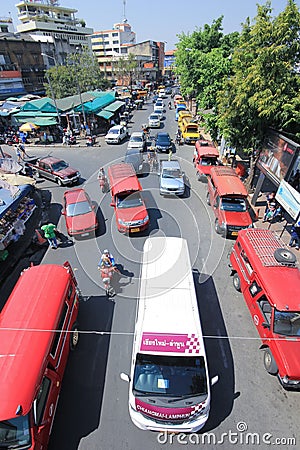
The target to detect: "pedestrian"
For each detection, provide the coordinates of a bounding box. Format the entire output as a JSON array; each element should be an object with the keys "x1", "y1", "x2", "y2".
[
  {"x1": 168, "y1": 149, "x2": 173, "y2": 161},
  {"x1": 263, "y1": 192, "x2": 277, "y2": 222},
  {"x1": 15, "y1": 144, "x2": 21, "y2": 163},
  {"x1": 289, "y1": 221, "x2": 300, "y2": 250},
  {"x1": 41, "y1": 222, "x2": 58, "y2": 249}
]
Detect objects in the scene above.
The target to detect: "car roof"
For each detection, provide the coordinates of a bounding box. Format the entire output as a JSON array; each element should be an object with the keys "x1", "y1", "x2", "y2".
[
  {"x1": 108, "y1": 125, "x2": 122, "y2": 131},
  {"x1": 40, "y1": 156, "x2": 64, "y2": 164},
  {"x1": 64, "y1": 188, "x2": 87, "y2": 203},
  {"x1": 157, "y1": 132, "x2": 170, "y2": 138},
  {"x1": 161, "y1": 160, "x2": 181, "y2": 169},
  {"x1": 125, "y1": 148, "x2": 142, "y2": 156},
  {"x1": 130, "y1": 131, "x2": 143, "y2": 137}
]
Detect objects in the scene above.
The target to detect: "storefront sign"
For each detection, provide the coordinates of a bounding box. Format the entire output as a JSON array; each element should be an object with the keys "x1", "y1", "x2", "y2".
[{"x1": 276, "y1": 180, "x2": 300, "y2": 220}]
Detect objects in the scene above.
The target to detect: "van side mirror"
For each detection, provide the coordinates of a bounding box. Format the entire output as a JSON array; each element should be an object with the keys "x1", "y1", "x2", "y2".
[
  {"x1": 120, "y1": 372, "x2": 130, "y2": 383},
  {"x1": 110, "y1": 201, "x2": 115, "y2": 207},
  {"x1": 211, "y1": 375, "x2": 219, "y2": 386},
  {"x1": 262, "y1": 322, "x2": 270, "y2": 329}
]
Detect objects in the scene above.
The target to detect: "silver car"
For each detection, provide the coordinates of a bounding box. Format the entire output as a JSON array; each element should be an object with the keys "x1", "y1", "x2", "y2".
[
  {"x1": 148, "y1": 113, "x2": 161, "y2": 128},
  {"x1": 159, "y1": 160, "x2": 185, "y2": 196}
]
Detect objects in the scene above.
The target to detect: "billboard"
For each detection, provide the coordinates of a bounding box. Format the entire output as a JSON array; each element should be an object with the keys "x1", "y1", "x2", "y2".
[{"x1": 257, "y1": 131, "x2": 299, "y2": 183}]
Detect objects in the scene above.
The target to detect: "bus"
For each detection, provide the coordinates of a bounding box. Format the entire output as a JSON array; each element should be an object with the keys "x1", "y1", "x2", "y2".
[
  {"x1": 0, "y1": 262, "x2": 79, "y2": 449},
  {"x1": 121, "y1": 236, "x2": 218, "y2": 432}
]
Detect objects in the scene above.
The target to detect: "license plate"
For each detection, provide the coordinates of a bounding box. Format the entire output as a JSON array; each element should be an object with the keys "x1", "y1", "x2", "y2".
[
  {"x1": 81, "y1": 232, "x2": 89, "y2": 237},
  {"x1": 231, "y1": 231, "x2": 238, "y2": 236},
  {"x1": 130, "y1": 227, "x2": 140, "y2": 233}
]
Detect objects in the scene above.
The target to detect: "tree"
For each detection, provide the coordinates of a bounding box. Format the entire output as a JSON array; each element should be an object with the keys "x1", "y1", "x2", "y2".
[
  {"x1": 113, "y1": 53, "x2": 138, "y2": 89},
  {"x1": 44, "y1": 46, "x2": 110, "y2": 99},
  {"x1": 175, "y1": 18, "x2": 239, "y2": 139},
  {"x1": 216, "y1": 0, "x2": 300, "y2": 188}
]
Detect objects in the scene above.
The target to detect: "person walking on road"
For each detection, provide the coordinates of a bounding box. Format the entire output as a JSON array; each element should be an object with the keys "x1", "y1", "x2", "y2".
[
  {"x1": 289, "y1": 221, "x2": 300, "y2": 250},
  {"x1": 41, "y1": 222, "x2": 58, "y2": 249}
]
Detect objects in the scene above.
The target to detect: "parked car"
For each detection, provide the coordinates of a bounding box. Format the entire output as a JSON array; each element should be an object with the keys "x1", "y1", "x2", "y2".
[
  {"x1": 159, "y1": 160, "x2": 185, "y2": 196},
  {"x1": 155, "y1": 132, "x2": 172, "y2": 153},
  {"x1": 62, "y1": 188, "x2": 98, "y2": 237},
  {"x1": 148, "y1": 113, "x2": 161, "y2": 128},
  {"x1": 105, "y1": 125, "x2": 128, "y2": 144},
  {"x1": 127, "y1": 131, "x2": 147, "y2": 152},
  {"x1": 124, "y1": 149, "x2": 144, "y2": 174}
]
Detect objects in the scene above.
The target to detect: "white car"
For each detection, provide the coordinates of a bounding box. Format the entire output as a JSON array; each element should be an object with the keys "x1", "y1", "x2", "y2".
[
  {"x1": 105, "y1": 125, "x2": 128, "y2": 144},
  {"x1": 153, "y1": 109, "x2": 163, "y2": 120},
  {"x1": 127, "y1": 131, "x2": 147, "y2": 152},
  {"x1": 148, "y1": 113, "x2": 161, "y2": 128},
  {"x1": 154, "y1": 101, "x2": 164, "y2": 112},
  {"x1": 158, "y1": 89, "x2": 166, "y2": 98}
]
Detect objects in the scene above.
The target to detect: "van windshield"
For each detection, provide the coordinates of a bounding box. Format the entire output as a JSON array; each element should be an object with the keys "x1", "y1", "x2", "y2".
[
  {"x1": 116, "y1": 192, "x2": 143, "y2": 209},
  {"x1": 221, "y1": 197, "x2": 246, "y2": 212},
  {"x1": 133, "y1": 353, "x2": 208, "y2": 400},
  {"x1": 200, "y1": 157, "x2": 217, "y2": 166},
  {"x1": 0, "y1": 415, "x2": 31, "y2": 448},
  {"x1": 273, "y1": 310, "x2": 300, "y2": 336}
]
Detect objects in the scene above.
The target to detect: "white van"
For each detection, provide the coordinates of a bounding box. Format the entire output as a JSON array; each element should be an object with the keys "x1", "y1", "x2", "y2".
[
  {"x1": 105, "y1": 124, "x2": 128, "y2": 144},
  {"x1": 121, "y1": 236, "x2": 218, "y2": 432}
]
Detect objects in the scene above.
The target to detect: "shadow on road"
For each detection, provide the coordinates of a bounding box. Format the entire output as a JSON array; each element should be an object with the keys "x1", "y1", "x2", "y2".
[{"x1": 48, "y1": 294, "x2": 114, "y2": 450}]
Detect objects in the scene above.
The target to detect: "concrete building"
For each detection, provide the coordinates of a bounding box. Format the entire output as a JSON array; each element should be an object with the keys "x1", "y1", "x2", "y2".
[
  {"x1": 91, "y1": 21, "x2": 136, "y2": 79},
  {"x1": 127, "y1": 40, "x2": 165, "y2": 84},
  {"x1": 15, "y1": 0, "x2": 93, "y2": 66}
]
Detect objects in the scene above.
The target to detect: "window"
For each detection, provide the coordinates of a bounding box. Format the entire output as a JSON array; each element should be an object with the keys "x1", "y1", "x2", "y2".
[
  {"x1": 257, "y1": 296, "x2": 272, "y2": 324},
  {"x1": 50, "y1": 303, "x2": 68, "y2": 358},
  {"x1": 112, "y1": 32, "x2": 118, "y2": 37},
  {"x1": 249, "y1": 281, "x2": 262, "y2": 298},
  {"x1": 241, "y1": 250, "x2": 253, "y2": 274},
  {"x1": 113, "y1": 40, "x2": 119, "y2": 44},
  {"x1": 35, "y1": 377, "x2": 51, "y2": 425}
]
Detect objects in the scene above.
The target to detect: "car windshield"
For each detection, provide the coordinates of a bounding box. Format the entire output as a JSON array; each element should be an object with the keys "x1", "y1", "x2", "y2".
[
  {"x1": 52, "y1": 160, "x2": 68, "y2": 171},
  {"x1": 221, "y1": 197, "x2": 247, "y2": 212},
  {"x1": 116, "y1": 191, "x2": 143, "y2": 209},
  {"x1": 273, "y1": 310, "x2": 300, "y2": 336},
  {"x1": 162, "y1": 169, "x2": 182, "y2": 178},
  {"x1": 200, "y1": 157, "x2": 217, "y2": 166},
  {"x1": 66, "y1": 201, "x2": 92, "y2": 216},
  {"x1": 154, "y1": 110, "x2": 161, "y2": 115},
  {"x1": 157, "y1": 136, "x2": 170, "y2": 145},
  {"x1": 0, "y1": 415, "x2": 31, "y2": 448},
  {"x1": 133, "y1": 353, "x2": 208, "y2": 400},
  {"x1": 109, "y1": 129, "x2": 119, "y2": 134},
  {"x1": 130, "y1": 137, "x2": 142, "y2": 142},
  {"x1": 150, "y1": 115, "x2": 159, "y2": 120}
]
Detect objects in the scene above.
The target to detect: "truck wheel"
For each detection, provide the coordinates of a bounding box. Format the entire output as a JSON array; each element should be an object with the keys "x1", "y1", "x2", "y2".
[
  {"x1": 57, "y1": 178, "x2": 63, "y2": 186},
  {"x1": 274, "y1": 248, "x2": 296, "y2": 265},
  {"x1": 206, "y1": 192, "x2": 211, "y2": 205},
  {"x1": 70, "y1": 322, "x2": 79, "y2": 351},
  {"x1": 233, "y1": 273, "x2": 241, "y2": 292},
  {"x1": 263, "y1": 349, "x2": 278, "y2": 375}
]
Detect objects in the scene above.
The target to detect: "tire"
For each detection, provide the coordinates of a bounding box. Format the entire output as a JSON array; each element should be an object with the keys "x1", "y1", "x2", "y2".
[
  {"x1": 233, "y1": 273, "x2": 241, "y2": 292},
  {"x1": 35, "y1": 169, "x2": 41, "y2": 178},
  {"x1": 215, "y1": 219, "x2": 226, "y2": 238},
  {"x1": 70, "y1": 322, "x2": 79, "y2": 351},
  {"x1": 57, "y1": 178, "x2": 63, "y2": 186},
  {"x1": 274, "y1": 248, "x2": 296, "y2": 265},
  {"x1": 206, "y1": 192, "x2": 211, "y2": 205},
  {"x1": 263, "y1": 349, "x2": 278, "y2": 375}
]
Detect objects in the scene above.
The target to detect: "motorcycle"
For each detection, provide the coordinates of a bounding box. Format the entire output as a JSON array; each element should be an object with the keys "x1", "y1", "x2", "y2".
[
  {"x1": 99, "y1": 265, "x2": 119, "y2": 297},
  {"x1": 98, "y1": 168, "x2": 109, "y2": 193}
]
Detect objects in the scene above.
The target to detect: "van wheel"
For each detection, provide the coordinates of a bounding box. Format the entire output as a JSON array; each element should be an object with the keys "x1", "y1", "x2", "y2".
[
  {"x1": 233, "y1": 273, "x2": 241, "y2": 292},
  {"x1": 57, "y1": 178, "x2": 63, "y2": 186},
  {"x1": 263, "y1": 349, "x2": 278, "y2": 375},
  {"x1": 70, "y1": 322, "x2": 79, "y2": 351},
  {"x1": 274, "y1": 248, "x2": 296, "y2": 265},
  {"x1": 206, "y1": 193, "x2": 211, "y2": 205}
]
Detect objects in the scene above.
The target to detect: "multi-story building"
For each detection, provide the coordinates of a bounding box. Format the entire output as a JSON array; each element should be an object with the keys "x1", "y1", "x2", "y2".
[
  {"x1": 91, "y1": 21, "x2": 136, "y2": 79},
  {"x1": 15, "y1": 0, "x2": 93, "y2": 66},
  {"x1": 0, "y1": 32, "x2": 45, "y2": 99},
  {"x1": 127, "y1": 40, "x2": 165, "y2": 84}
]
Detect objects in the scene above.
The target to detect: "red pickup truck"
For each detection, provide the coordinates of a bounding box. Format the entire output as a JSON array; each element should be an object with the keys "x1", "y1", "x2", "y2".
[{"x1": 28, "y1": 156, "x2": 81, "y2": 186}]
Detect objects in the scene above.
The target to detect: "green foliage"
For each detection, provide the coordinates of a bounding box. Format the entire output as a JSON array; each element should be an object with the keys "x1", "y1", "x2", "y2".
[
  {"x1": 113, "y1": 53, "x2": 138, "y2": 87},
  {"x1": 44, "y1": 46, "x2": 110, "y2": 99},
  {"x1": 217, "y1": 0, "x2": 300, "y2": 150}
]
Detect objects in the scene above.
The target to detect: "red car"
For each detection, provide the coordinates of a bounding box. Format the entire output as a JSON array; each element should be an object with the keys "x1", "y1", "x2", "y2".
[{"x1": 62, "y1": 188, "x2": 98, "y2": 237}]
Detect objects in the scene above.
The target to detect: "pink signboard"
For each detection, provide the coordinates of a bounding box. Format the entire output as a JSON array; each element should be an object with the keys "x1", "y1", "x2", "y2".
[
  {"x1": 140, "y1": 333, "x2": 201, "y2": 354},
  {"x1": 135, "y1": 398, "x2": 204, "y2": 420}
]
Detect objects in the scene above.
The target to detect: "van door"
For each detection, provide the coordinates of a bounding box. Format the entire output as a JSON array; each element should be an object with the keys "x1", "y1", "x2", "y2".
[
  {"x1": 246, "y1": 282, "x2": 273, "y2": 339},
  {"x1": 34, "y1": 368, "x2": 61, "y2": 448}
]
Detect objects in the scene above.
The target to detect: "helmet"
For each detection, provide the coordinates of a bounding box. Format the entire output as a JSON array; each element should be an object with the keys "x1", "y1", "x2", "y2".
[{"x1": 103, "y1": 249, "x2": 109, "y2": 254}]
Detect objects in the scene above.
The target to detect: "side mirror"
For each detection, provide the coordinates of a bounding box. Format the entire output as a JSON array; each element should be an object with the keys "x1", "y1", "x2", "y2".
[
  {"x1": 110, "y1": 202, "x2": 115, "y2": 207},
  {"x1": 120, "y1": 372, "x2": 130, "y2": 383},
  {"x1": 211, "y1": 375, "x2": 219, "y2": 386},
  {"x1": 61, "y1": 211, "x2": 66, "y2": 215},
  {"x1": 262, "y1": 322, "x2": 270, "y2": 329}
]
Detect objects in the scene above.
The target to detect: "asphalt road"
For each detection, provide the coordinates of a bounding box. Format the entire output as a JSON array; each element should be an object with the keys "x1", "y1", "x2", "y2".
[{"x1": 3, "y1": 99, "x2": 300, "y2": 450}]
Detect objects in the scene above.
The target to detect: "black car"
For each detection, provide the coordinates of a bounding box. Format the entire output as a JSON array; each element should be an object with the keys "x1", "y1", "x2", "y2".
[
  {"x1": 124, "y1": 148, "x2": 144, "y2": 174},
  {"x1": 165, "y1": 87, "x2": 172, "y2": 95},
  {"x1": 155, "y1": 132, "x2": 172, "y2": 153}
]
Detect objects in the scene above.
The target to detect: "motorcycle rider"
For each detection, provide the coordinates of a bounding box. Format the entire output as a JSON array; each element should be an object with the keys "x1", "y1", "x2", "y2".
[
  {"x1": 168, "y1": 101, "x2": 172, "y2": 110},
  {"x1": 98, "y1": 250, "x2": 118, "y2": 296}
]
